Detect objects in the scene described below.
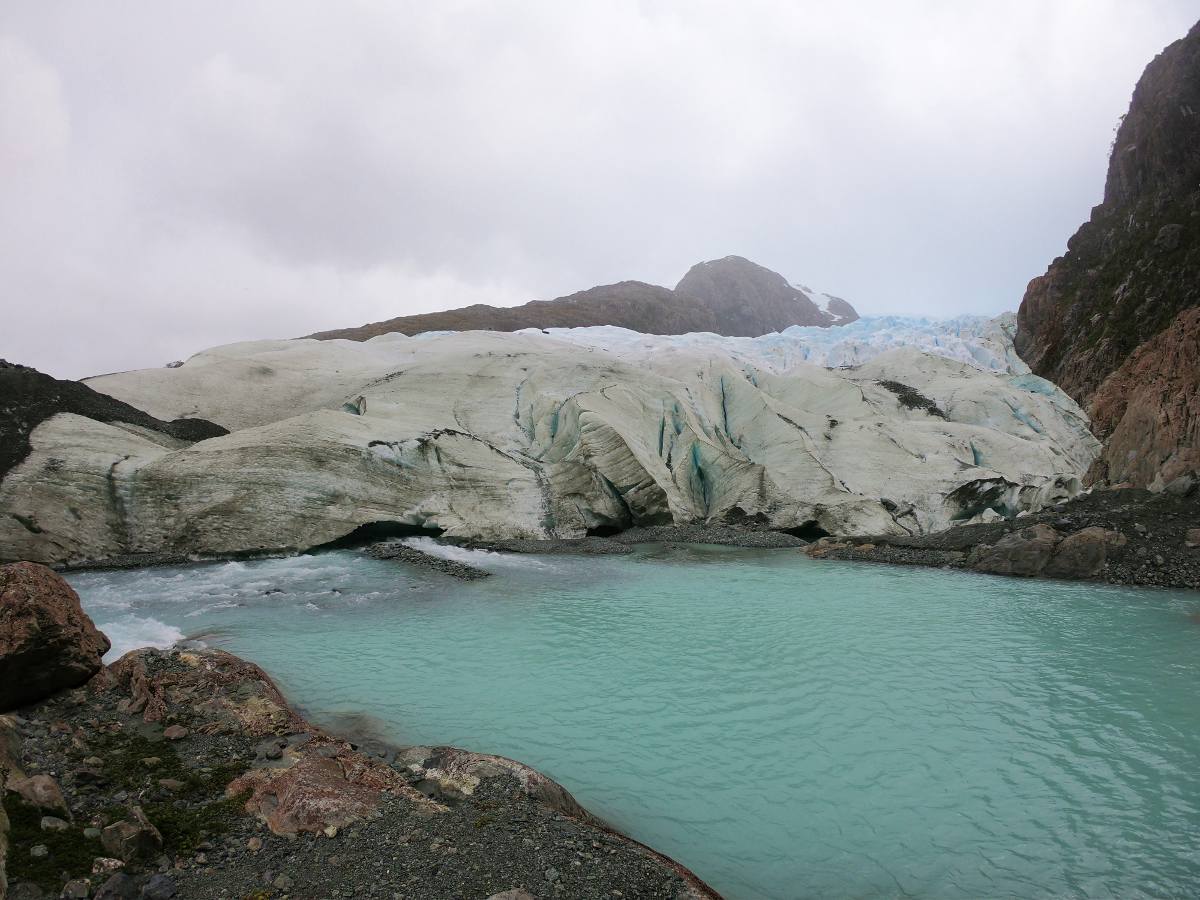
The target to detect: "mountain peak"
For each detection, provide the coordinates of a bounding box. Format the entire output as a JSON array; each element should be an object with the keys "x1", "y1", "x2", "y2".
[{"x1": 310, "y1": 256, "x2": 857, "y2": 341}]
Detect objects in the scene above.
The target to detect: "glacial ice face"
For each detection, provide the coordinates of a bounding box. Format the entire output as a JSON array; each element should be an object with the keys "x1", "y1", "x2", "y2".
[
  {"x1": 0, "y1": 317, "x2": 1100, "y2": 564},
  {"x1": 524, "y1": 314, "x2": 1029, "y2": 376}
]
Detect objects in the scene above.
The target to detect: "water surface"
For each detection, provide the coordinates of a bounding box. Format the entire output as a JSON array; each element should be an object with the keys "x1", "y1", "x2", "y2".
[{"x1": 68, "y1": 543, "x2": 1200, "y2": 899}]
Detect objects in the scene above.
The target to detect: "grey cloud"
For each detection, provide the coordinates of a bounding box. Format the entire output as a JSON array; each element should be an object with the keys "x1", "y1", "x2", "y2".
[{"x1": 2, "y1": 0, "x2": 1197, "y2": 379}]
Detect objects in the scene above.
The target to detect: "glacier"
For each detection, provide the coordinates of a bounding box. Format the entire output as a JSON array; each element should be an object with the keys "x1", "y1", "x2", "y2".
[{"x1": 0, "y1": 316, "x2": 1100, "y2": 565}]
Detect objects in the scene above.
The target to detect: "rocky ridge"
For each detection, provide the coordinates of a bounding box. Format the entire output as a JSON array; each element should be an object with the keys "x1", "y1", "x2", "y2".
[
  {"x1": 807, "y1": 482, "x2": 1200, "y2": 590},
  {"x1": 1015, "y1": 19, "x2": 1200, "y2": 488},
  {"x1": 0, "y1": 564, "x2": 719, "y2": 899},
  {"x1": 309, "y1": 256, "x2": 857, "y2": 342}
]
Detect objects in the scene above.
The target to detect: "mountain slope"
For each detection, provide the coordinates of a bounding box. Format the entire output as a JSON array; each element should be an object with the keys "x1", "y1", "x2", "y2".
[
  {"x1": 310, "y1": 256, "x2": 857, "y2": 341},
  {"x1": 1015, "y1": 19, "x2": 1200, "y2": 487}
]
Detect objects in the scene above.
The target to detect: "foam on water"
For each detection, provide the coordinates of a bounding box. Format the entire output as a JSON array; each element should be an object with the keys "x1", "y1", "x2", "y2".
[
  {"x1": 67, "y1": 547, "x2": 1200, "y2": 899},
  {"x1": 401, "y1": 536, "x2": 555, "y2": 570},
  {"x1": 95, "y1": 613, "x2": 186, "y2": 662}
]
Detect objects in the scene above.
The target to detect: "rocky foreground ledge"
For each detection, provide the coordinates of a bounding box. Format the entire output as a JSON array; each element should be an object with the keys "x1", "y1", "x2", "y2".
[
  {"x1": 807, "y1": 484, "x2": 1200, "y2": 590},
  {"x1": 1, "y1": 564, "x2": 719, "y2": 900}
]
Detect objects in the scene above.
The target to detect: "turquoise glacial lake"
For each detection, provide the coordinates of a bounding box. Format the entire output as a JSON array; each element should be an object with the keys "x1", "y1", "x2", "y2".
[{"x1": 68, "y1": 542, "x2": 1200, "y2": 899}]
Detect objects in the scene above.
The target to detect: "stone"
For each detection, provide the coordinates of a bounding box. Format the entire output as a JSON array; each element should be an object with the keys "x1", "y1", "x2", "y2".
[
  {"x1": 0, "y1": 563, "x2": 111, "y2": 710},
  {"x1": 486, "y1": 892, "x2": 537, "y2": 900},
  {"x1": 60, "y1": 881, "x2": 90, "y2": 899},
  {"x1": 1186, "y1": 528, "x2": 1200, "y2": 548},
  {"x1": 100, "y1": 807, "x2": 163, "y2": 862},
  {"x1": 246, "y1": 836, "x2": 262, "y2": 852},
  {"x1": 1134, "y1": 523, "x2": 1148, "y2": 536},
  {"x1": 94, "y1": 873, "x2": 138, "y2": 899},
  {"x1": 39, "y1": 815, "x2": 69, "y2": 832},
  {"x1": 161, "y1": 725, "x2": 188, "y2": 741},
  {"x1": 29, "y1": 843, "x2": 48, "y2": 858},
  {"x1": 229, "y1": 755, "x2": 387, "y2": 837},
  {"x1": 971, "y1": 525, "x2": 1062, "y2": 577},
  {"x1": 91, "y1": 857, "x2": 124, "y2": 875},
  {"x1": 9, "y1": 774, "x2": 71, "y2": 818},
  {"x1": 139, "y1": 875, "x2": 177, "y2": 900},
  {"x1": 156, "y1": 779, "x2": 185, "y2": 792},
  {"x1": 1043, "y1": 527, "x2": 1116, "y2": 579},
  {"x1": 1165, "y1": 473, "x2": 1196, "y2": 497},
  {"x1": 139, "y1": 757, "x2": 161, "y2": 767},
  {"x1": 272, "y1": 875, "x2": 294, "y2": 891},
  {"x1": 83, "y1": 827, "x2": 102, "y2": 840}
]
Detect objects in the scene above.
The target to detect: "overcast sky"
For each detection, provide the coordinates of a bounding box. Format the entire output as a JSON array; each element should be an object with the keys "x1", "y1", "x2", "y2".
[{"x1": 3, "y1": 2, "x2": 1196, "y2": 379}]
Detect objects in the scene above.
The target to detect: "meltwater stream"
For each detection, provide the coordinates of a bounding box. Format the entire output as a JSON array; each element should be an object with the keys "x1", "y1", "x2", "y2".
[{"x1": 68, "y1": 544, "x2": 1200, "y2": 899}]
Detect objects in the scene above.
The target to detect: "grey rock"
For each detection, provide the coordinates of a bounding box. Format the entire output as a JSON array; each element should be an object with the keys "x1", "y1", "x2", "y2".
[
  {"x1": 95, "y1": 873, "x2": 138, "y2": 900},
  {"x1": 29, "y1": 843, "x2": 49, "y2": 858},
  {"x1": 60, "y1": 880, "x2": 91, "y2": 899},
  {"x1": 140, "y1": 874, "x2": 177, "y2": 900},
  {"x1": 40, "y1": 815, "x2": 70, "y2": 832},
  {"x1": 1165, "y1": 473, "x2": 1196, "y2": 497}
]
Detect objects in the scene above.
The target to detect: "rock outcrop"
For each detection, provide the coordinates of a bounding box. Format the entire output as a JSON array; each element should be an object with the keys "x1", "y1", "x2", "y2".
[
  {"x1": 2, "y1": 646, "x2": 720, "y2": 899},
  {"x1": 806, "y1": 485, "x2": 1198, "y2": 588},
  {"x1": 309, "y1": 255, "x2": 857, "y2": 341},
  {"x1": 0, "y1": 562, "x2": 110, "y2": 710},
  {"x1": 1015, "y1": 20, "x2": 1200, "y2": 487},
  {"x1": 0, "y1": 359, "x2": 227, "y2": 484},
  {"x1": 0, "y1": 321, "x2": 1099, "y2": 565}
]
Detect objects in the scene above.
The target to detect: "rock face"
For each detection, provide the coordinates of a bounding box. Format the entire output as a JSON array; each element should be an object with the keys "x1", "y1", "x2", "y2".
[
  {"x1": 0, "y1": 322, "x2": 1099, "y2": 565},
  {"x1": 0, "y1": 359, "x2": 227, "y2": 484},
  {"x1": 1015, "y1": 20, "x2": 1200, "y2": 487},
  {"x1": 0, "y1": 562, "x2": 110, "y2": 709},
  {"x1": 309, "y1": 255, "x2": 857, "y2": 341},
  {"x1": 673, "y1": 256, "x2": 858, "y2": 334}
]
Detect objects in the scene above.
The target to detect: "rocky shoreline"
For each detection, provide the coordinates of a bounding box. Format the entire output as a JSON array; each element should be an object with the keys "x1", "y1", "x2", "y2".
[
  {"x1": 1, "y1": 564, "x2": 720, "y2": 900},
  {"x1": 460, "y1": 525, "x2": 808, "y2": 556},
  {"x1": 806, "y1": 485, "x2": 1200, "y2": 590}
]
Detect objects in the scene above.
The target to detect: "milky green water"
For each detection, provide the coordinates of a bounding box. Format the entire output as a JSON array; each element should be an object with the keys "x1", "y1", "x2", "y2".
[{"x1": 68, "y1": 543, "x2": 1200, "y2": 899}]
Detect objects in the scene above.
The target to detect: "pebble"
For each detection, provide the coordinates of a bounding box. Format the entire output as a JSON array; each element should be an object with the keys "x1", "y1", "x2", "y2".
[
  {"x1": 544, "y1": 867, "x2": 561, "y2": 882},
  {"x1": 273, "y1": 874, "x2": 296, "y2": 891},
  {"x1": 30, "y1": 843, "x2": 49, "y2": 858},
  {"x1": 247, "y1": 836, "x2": 263, "y2": 852},
  {"x1": 40, "y1": 814, "x2": 70, "y2": 831},
  {"x1": 324, "y1": 825, "x2": 339, "y2": 838},
  {"x1": 163, "y1": 725, "x2": 189, "y2": 740},
  {"x1": 84, "y1": 826, "x2": 103, "y2": 840},
  {"x1": 61, "y1": 880, "x2": 91, "y2": 899}
]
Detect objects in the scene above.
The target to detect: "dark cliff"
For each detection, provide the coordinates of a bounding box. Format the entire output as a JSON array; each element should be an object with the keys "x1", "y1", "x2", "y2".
[{"x1": 1015, "y1": 20, "x2": 1200, "y2": 487}]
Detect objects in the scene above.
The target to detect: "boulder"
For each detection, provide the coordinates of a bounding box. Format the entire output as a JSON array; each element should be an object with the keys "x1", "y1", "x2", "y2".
[
  {"x1": 8, "y1": 774, "x2": 70, "y2": 818},
  {"x1": 94, "y1": 873, "x2": 138, "y2": 899},
  {"x1": 100, "y1": 807, "x2": 162, "y2": 862},
  {"x1": 1043, "y1": 527, "x2": 1120, "y2": 579},
  {"x1": 971, "y1": 524, "x2": 1062, "y2": 577},
  {"x1": 0, "y1": 562, "x2": 110, "y2": 710},
  {"x1": 228, "y1": 754, "x2": 389, "y2": 836}
]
